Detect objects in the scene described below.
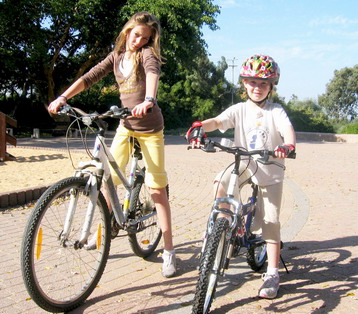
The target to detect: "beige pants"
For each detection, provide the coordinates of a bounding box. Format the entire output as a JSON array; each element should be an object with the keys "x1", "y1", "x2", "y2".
[{"x1": 214, "y1": 164, "x2": 283, "y2": 243}]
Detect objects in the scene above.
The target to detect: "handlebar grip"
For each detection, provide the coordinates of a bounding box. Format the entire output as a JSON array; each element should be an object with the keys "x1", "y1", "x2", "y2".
[
  {"x1": 58, "y1": 105, "x2": 71, "y2": 115},
  {"x1": 287, "y1": 150, "x2": 296, "y2": 159}
]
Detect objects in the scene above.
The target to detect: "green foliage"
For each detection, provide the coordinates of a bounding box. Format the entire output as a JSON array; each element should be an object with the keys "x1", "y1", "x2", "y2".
[
  {"x1": 319, "y1": 65, "x2": 358, "y2": 120},
  {"x1": 157, "y1": 56, "x2": 233, "y2": 129},
  {"x1": 339, "y1": 121, "x2": 358, "y2": 134},
  {"x1": 0, "y1": 0, "x2": 220, "y2": 129},
  {"x1": 0, "y1": 0, "x2": 125, "y2": 104},
  {"x1": 286, "y1": 97, "x2": 334, "y2": 133}
]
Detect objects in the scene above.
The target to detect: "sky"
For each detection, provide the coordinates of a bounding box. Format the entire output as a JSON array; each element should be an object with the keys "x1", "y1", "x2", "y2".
[{"x1": 202, "y1": 0, "x2": 358, "y2": 102}]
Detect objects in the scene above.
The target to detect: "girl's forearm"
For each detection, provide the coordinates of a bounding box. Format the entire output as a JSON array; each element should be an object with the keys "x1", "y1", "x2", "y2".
[
  {"x1": 145, "y1": 72, "x2": 159, "y2": 98},
  {"x1": 284, "y1": 125, "x2": 296, "y2": 146},
  {"x1": 60, "y1": 78, "x2": 86, "y2": 100},
  {"x1": 202, "y1": 118, "x2": 222, "y2": 133}
]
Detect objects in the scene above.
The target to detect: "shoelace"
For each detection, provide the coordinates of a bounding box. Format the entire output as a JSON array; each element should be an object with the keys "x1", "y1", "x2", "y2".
[
  {"x1": 261, "y1": 273, "x2": 278, "y2": 285},
  {"x1": 163, "y1": 253, "x2": 175, "y2": 266}
]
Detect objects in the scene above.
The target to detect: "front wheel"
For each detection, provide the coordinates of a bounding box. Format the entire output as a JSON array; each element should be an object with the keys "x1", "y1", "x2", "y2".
[
  {"x1": 192, "y1": 218, "x2": 230, "y2": 314},
  {"x1": 127, "y1": 175, "x2": 163, "y2": 258},
  {"x1": 21, "y1": 176, "x2": 111, "y2": 313}
]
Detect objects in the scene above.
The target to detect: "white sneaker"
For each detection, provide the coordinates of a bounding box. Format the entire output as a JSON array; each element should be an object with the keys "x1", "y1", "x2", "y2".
[
  {"x1": 258, "y1": 273, "x2": 280, "y2": 299},
  {"x1": 162, "y1": 250, "x2": 176, "y2": 278}
]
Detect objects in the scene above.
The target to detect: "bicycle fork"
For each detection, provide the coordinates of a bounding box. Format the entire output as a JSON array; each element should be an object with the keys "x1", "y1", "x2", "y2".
[
  {"x1": 61, "y1": 174, "x2": 100, "y2": 248},
  {"x1": 202, "y1": 198, "x2": 241, "y2": 274}
]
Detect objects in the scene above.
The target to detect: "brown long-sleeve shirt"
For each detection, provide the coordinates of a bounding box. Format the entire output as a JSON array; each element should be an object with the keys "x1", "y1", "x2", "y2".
[{"x1": 81, "y1": 47, "x2": 164, "y2": 133}]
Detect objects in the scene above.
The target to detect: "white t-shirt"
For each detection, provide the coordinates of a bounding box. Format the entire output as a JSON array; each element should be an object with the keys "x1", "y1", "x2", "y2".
[
  {"x1": 119, "y1": 57, "x2": 133, "y2": 77},
  {"x1": 216, "y1": 100, "x2": 293, "y2": 186}
]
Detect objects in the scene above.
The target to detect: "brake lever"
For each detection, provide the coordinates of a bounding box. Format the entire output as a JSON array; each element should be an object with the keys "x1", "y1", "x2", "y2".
[
  {"x1": 109, "y1": 106, "x2": 132, "y2": 119},
  {"x1": 58, "y1": 105, "x2": 72, "y2": 115},
  {"x1": 257, "y1": 158, "x2": 286, "y2": 170},
  {"x1": 202, "y1": 141, "x2": 217, "y2": 153}
]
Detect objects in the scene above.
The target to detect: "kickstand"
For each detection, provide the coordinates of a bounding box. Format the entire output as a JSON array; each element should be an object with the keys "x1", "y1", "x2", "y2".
[{"x1": 280, "y1": 254, "x2": 289, "y2": 274}]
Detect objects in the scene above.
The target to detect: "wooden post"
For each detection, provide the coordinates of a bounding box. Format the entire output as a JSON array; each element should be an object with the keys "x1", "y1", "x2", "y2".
[{"x1": 0, "y1": 112, "x2": 17, "y2": 161}]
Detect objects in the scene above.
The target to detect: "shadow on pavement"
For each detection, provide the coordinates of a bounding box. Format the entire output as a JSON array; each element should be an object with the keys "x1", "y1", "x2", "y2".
[{"x1": 210, "y1": 236, "x2": 358, "y2": 313}]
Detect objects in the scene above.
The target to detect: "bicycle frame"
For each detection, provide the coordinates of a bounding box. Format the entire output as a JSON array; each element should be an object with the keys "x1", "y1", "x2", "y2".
[
  {"x1": 207, "y1": 150, "x2": 253, "y2": 238},
  {"x1": 201, "y1": 141, "x2": 275, "y2": 273},
  {"x1": 61, "y1": 121, "x2": 146, "y2": 247}
]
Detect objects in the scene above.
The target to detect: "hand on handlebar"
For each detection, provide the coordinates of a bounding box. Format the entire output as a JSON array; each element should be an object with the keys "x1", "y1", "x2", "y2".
[
  {"x1": 131, "y1": 102, "x2": 153, "y2": 118},
  {"x1": 274, "y1": 144, "x2": 296, "y2": 159},
  {"x1": 186, "y1": 121, "x2": 207, "y2": 149},
  {"x1": 48, "y1": 97, "x2": 67, "y2": 114}
]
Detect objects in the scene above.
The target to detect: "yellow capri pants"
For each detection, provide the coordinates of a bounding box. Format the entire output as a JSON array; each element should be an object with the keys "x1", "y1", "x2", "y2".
[
  {"x1": 110, "y1": 125, "x2": 168, "y2": 189},
  {"x1": 214, "y1": 165, "x2": 283, "y2": 243}
]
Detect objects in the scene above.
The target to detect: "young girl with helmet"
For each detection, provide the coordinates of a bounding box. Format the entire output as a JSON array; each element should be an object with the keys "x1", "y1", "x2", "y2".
[{"x1": 186, "y1": 54, "x2": 296, "y2": 299}]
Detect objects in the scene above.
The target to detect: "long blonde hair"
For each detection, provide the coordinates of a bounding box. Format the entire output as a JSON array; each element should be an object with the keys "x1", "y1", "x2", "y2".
[{"x1": 114, "y1": 12, "x2": 162, "y2": 79}]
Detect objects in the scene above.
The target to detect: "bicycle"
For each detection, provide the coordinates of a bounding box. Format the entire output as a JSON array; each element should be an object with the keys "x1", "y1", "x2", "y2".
[
  {"x1": 21, "y1": 105, "x2": 164, "y2": 313},
  {"x1": 191, "y1": 138, "x2": 295, "y2": 313}
]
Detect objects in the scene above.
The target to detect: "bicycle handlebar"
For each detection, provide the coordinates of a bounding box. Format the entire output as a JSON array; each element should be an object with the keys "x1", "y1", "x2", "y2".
[
  {"x1": 58, "y1": 105, "x2": 132, "y2": 120},
  {"x1": 193, "y1": 139, "x2": 295, "y2": 169}
]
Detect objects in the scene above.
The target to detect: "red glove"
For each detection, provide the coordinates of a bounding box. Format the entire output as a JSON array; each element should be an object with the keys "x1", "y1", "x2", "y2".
[
  {"x1": 275, "y1": 144, "x2": 296, "y2": 158},
  {"x1": 185, "y1": 121, "x2": 207, "y2": 145}
]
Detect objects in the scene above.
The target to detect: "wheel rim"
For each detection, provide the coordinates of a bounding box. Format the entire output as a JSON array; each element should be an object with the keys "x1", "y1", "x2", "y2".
[
  {"x1": 29, "y1": 185, "x2": 108, "y2": 305},
  {"x1": 130, "y1": 183, "x2": 161, "y2": 253},
  {"x1": 255, "y1": 243, "x2": 267, "y2": 265}
]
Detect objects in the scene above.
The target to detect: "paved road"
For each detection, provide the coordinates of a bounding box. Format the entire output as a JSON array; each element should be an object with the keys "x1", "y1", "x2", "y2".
[{"x1": 0, "y1": 136, "x2": 357, "y2": 313}]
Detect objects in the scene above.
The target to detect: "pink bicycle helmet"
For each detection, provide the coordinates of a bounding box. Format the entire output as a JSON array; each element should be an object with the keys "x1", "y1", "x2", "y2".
[{"x1": 239, "y1": 54, "x2": 280, "y2": 85}]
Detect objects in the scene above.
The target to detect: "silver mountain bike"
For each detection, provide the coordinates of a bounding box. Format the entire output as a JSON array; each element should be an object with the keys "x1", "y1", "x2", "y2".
[
  {"x1": 191, "y1": 138, "x2": 295, "y2": 313},
  {"x1": 21, "y1": 105, "x2": 163, "y2": 312}
]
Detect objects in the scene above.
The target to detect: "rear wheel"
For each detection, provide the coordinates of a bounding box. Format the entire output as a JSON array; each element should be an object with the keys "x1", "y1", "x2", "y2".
[
  {"x1": 192, "y1": 218, "x2": 230, "y2": 314},
  {"x1": 21, "y1": 176, "x2": 111, "y2": 313},
  {"x1": 246, "y1": 205, "x2": 267, "y2": 271},
  {"x1": 246, "y1": 240, "x2": 267, "y2": 271},
  {"x1": 127, "y1": 174, "x2": 163, "y2": 258}
]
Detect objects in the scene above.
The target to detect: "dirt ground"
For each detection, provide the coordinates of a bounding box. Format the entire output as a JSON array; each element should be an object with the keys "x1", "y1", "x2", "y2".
[{"x1": 1, "y1": 147, "x2": 88, "y2": 193}]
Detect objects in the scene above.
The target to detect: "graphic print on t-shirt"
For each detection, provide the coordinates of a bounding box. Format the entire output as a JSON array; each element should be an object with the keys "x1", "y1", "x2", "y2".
[{"x1": 248, "y1": 126, "x2": 269, "y2": 149}]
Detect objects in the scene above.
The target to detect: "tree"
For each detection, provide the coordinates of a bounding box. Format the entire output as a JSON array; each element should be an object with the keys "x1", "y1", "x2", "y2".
[
  {"x1": 0, "y1": 0, "x2": 219, "y2": 104},
  {"x1": 286, "y1": 97, "x2": 334, "y2": 133},
  {"x1": 319, "y1": 65, "x2": 358, "y2": 120},
  {"x1": 0, "y1": 0, "x2": 127, "y2": 104},
  {"x1": 0, "y1": 0, "x2": 220, "y2": 129},
  {"x1": 158, "y1": 56, "x2": 231, "y2": 128}
]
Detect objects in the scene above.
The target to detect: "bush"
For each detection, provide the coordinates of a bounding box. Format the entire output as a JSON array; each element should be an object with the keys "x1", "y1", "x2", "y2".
[
  {"x1": 339, "y1": 122, "x2": 358, "y2": 134},
  {"x1": 285, "y1": 104, "x2": 335, "y2": 133}
]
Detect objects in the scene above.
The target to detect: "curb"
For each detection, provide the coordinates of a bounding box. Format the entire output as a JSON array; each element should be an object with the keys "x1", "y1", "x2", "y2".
[{"x1": 0, "y1": 185, "x2": 49, "y2": 210}]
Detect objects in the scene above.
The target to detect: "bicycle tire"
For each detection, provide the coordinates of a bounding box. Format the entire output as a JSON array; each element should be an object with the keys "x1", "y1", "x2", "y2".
[
  {"x1": 246, "y1": 206, "x2": 267, "y2": 271},
  {"x1": 192, "y1": 217, "x2": 230, "y2": 314},
  {"x1": 21, "y1": 176, "x2": 111, "y2": 313},
  {"x1": 127, "y1": 174, "x2": 163, "y2": 258},
  {"x1": 246, "y1": 240, "x2": 267, "y2": 271}
]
